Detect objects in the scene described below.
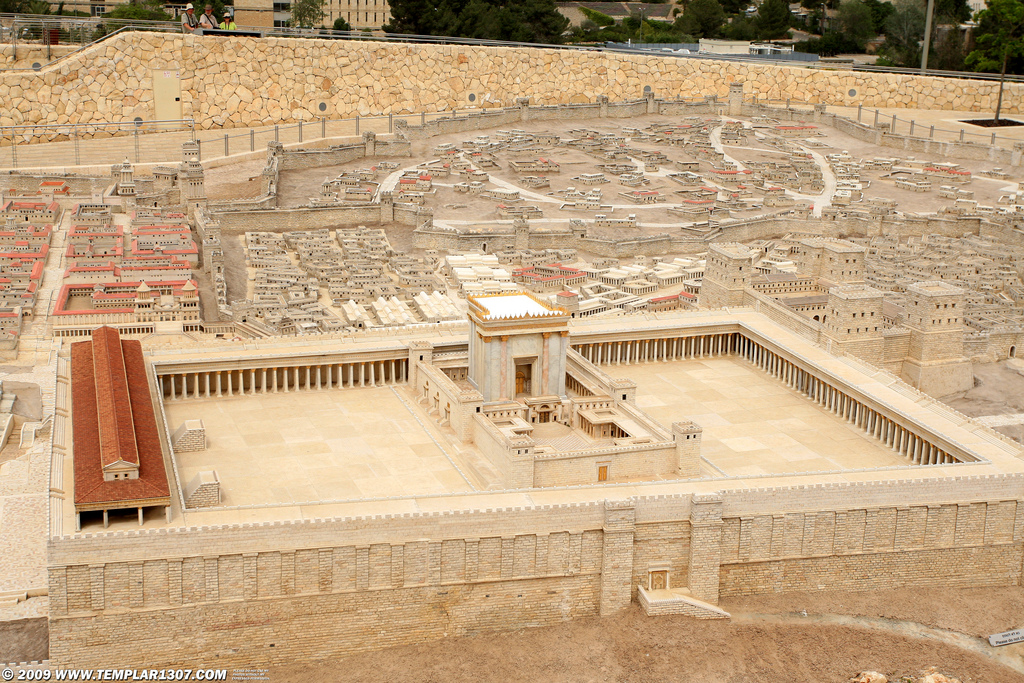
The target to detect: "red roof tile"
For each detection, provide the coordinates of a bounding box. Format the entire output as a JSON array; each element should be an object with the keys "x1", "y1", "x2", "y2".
[{"x1": 71, "y1": 327, "x2": 170, "y2": 509}]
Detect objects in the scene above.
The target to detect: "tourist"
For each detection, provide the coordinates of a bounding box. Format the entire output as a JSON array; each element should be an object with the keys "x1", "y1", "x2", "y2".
[
  {"x1": 199, "y1": 4, "x2": 219, "y2": 29},
  {"x1": 181, "y1": 3, "x2": 199, "y2": 33},
  {"x1": 220, "y1": 7, "x2": 237, "y2": 30}
]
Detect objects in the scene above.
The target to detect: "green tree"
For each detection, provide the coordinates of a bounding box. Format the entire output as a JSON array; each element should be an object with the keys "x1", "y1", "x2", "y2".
[
  {"x1": 795, "y1": 30, "x2": 861, "y2": 54},
  {"x1": 965, "y1": 0, "x2": 1024, "y2": 121},
  {"x1": 931, "y1": 25, "x2": 965, "y2": 70},
  {"x1": 675, "y1": 0, "x2": 725, "y2": 38},
  {"x1": 723, "y1": 15, "x2": 757, "y2": 39},
  {"x1": 579, "y1": 6, "x2": 615, "y2": 26},
  {"x1": 861, "y1": 0, "x2": 895, "y2": 33},
  {"x1": 717, "y1": 0, "x2": 748, "y2": 15},
  {"x1": 23, "y1": 0, "x2": 51, "y2": 13},
  {"x1": 935, "y1": 0, "x2": 971, "y2": 22},
  {"x1": 755, "y1": 0, "x2": 792, "y2": 39},
  {"x1": 877, "y1": 0, "x2": 924, "y2": 66},
  {"x1": 291, "y1": 0, "x2": 326, "y2": 28},
  {"x1": 332, "y1": 16, "x2": 352, "y2": 31},
  {"x1": 835, "y1": 0, "x2": 876, "y2": 49},
  {"x1": 384, "y1": 0, "x2": 568, "y2": 43},
  {"x1": 103, "y1": 0, "x2": 173, "y2": 22}
]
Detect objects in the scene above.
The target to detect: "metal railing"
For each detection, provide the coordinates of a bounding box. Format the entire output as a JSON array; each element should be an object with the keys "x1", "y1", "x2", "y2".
[
  {"x1": 0, "y1": 21, "x2": 181, "y2": 71},
  {"x1": 748, "y1": 97, "x2": 1024, "y2": 150},
  {"x1": 851, "y1": 104, "x2": 1024, "y2": 148},
  {"x1": 3, "y1": 95, "x2": 1024, "y2": 172},
  {"x1": 0, "y1": 13, "x2": 596, "y2": 69},
  {"x1": 1, "y1": 118, "x2": 196, "y2": 168},
  {"x1": 0, "y1": 107, "x2": 504, "y2": 169},
  {"x1": 5, "y1": 12, "x2": 1021, "y2": 83},
  {"x1": 850, "y1": 63, "x2": 1024, "y2": 84}
]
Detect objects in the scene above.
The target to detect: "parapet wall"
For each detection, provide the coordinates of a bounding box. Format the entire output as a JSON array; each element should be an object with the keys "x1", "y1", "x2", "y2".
[{"x1": 0, "y1": 31, "x2": 1021, "y2": 130}]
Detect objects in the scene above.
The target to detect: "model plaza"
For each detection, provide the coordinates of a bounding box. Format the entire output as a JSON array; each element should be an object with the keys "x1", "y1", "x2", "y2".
[
  {"x1": 1, "y1": 27, "x2": 1022, "y2": 670},
  {"x1": 149, "y1": 291, "x2": 925, "y2": 515},
  {"x1": 55, "y1": 280, "x2": 1000, "y2": 532}
]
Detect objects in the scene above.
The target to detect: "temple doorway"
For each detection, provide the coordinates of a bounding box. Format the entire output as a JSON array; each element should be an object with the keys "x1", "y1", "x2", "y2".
[{"x1": 515, "y1": 363, "x2": 532, "y2": 396}]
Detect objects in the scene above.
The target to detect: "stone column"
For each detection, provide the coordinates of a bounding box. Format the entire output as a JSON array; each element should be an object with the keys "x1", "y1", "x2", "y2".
[
  {"x1": 599, "y1": 499, "x2": 636, "y2": 616},
  {"x1": 500, "y1": 335, "x2": 509, "y2": 399},
  {"x1": 688, "y1": 493, "x2": 724, "y2": 604},
  {"x1": 542, "y1": 332, "x2": 551, "y2": 394}
]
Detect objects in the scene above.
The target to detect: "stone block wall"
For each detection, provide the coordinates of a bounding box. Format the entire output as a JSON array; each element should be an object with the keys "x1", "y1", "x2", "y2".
[
  {"x1": 718, "y1": 497, "x2": 1023, "y2": 596},
  {"x1": 45, "y1": 475, "x2": 1024, "y2": 667},
  {"x1": 184, "y1": 471, "x2": 220, "y2": 508},
  {"x1": 172, "y1": 420, "x2": 206, "y2": 452},
  {"x1": 532, "y1": 442, "x2": 679, "y2": 488},
  {"x1": 1, "y1": 32, "x2": 1021, "y2": 130}
]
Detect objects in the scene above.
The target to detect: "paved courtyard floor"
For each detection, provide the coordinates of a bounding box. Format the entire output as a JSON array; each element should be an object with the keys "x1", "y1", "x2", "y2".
[
  {"x1": 163, "y1": 386, "x2": 474, "y2": 507},
  {"x1": 608, "y1": 357, "x2": 911, "y2": 476}
]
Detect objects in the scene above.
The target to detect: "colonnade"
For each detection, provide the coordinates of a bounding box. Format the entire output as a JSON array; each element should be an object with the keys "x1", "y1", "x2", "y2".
[
  {"x1": 737, "y1": 336, "x2": 957, "y2": 465},
  {"x1": 573, "y1": 329, "x2": 958, "y2": 466},
  {"x1": 160, "y1": 358, "x2": 409, "y2": 400},
  {"x1": 56, "y1": 325, "x2": 155, "y2": 338},
  {"x1": 574, "y1": 332, "x2": 740, "y2": 365}
]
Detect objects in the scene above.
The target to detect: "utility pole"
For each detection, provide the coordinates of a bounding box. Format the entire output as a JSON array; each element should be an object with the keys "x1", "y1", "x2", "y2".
[{"x1": 921, "y1": 0, "x2": 935, "y2": 71}]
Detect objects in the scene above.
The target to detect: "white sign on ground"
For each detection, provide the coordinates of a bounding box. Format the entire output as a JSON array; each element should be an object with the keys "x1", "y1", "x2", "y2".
[{"x1": 988, "y1": 629, "x2": 1024, "y2": 647}]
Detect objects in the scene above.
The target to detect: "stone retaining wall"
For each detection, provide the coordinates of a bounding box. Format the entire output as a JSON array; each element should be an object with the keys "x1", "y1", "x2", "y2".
[
  {"x1": 46, "y1": 477, "x2": 1024, "y2": 667},
  {"x1": 0, "y1": 32, "x2": 1021, "y2": 130}
]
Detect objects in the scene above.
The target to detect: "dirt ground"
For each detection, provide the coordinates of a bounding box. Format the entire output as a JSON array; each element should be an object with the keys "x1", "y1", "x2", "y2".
[
  {"x1": 271, "y1": 587, "x2": 1024, "y2": 683},
  {"x1": 204, "y1": 158, "x2": 266, "y2": 201},
  {"x1": 0, "y1": 617, "x2": 48, "y2": 663},
  {"x1": 942, "y1": 360, "x2": 1024, "y2": 443}
]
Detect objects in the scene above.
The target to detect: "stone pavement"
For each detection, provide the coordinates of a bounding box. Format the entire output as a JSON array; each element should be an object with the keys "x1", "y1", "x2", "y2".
[
  {"x1": 828, "y1": 104, "x2": 1024, "y2": 148},
  {"x1": 611, "y1": 357, "x2": 911, "y2": 477},
  {"x1": 0, "y1": 361, "x2": 56, "y2": 613},
  {"x1": 162, "y1": 386, "x2": 475, "y2": 510}
]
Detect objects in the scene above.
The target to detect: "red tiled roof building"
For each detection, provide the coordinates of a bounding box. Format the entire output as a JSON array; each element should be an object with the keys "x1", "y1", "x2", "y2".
[{"x1": 71, "y1": 326, "x2": 171, "y2": 529}]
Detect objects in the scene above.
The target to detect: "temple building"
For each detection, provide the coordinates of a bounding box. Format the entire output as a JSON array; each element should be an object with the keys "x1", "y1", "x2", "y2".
[{"x1": 70, "y1": 326, "x2": 171, "y2": 530}]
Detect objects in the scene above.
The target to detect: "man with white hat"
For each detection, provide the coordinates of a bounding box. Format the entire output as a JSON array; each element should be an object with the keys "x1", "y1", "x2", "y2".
[{"x1": 181, "y1": 3, "x2": 199, "y2": 32}]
